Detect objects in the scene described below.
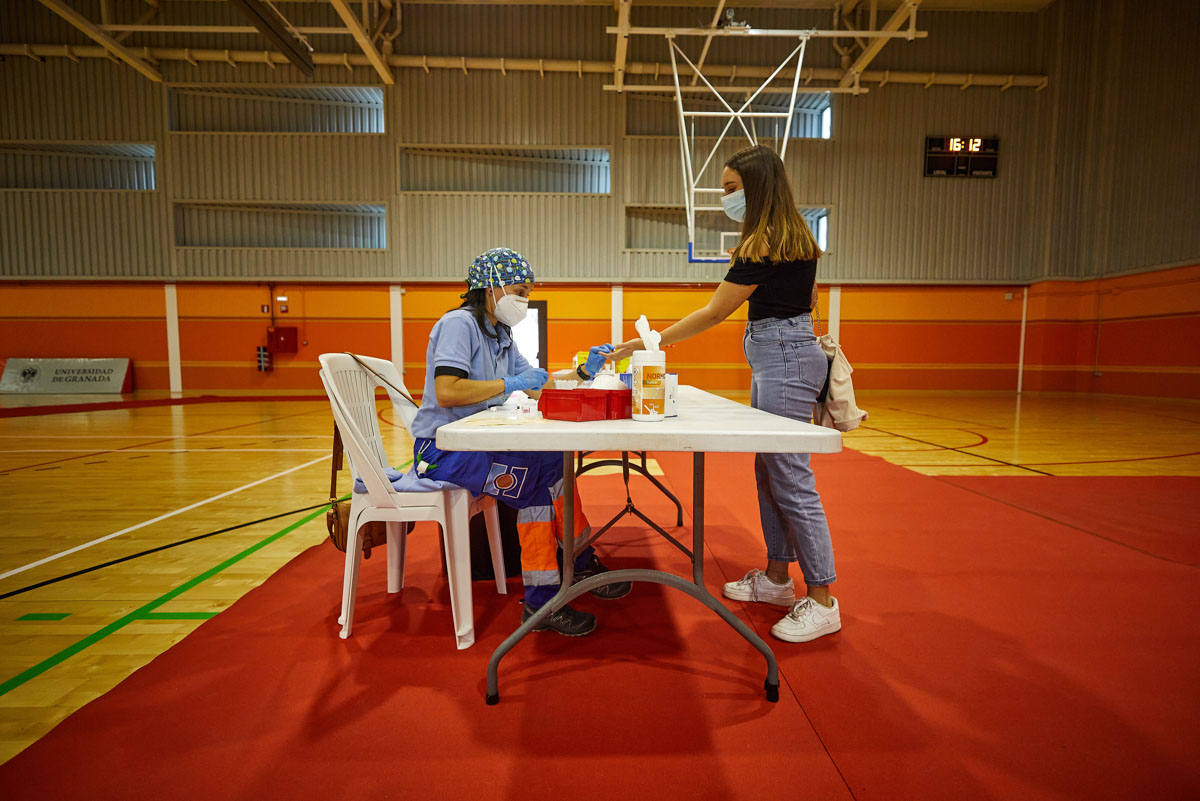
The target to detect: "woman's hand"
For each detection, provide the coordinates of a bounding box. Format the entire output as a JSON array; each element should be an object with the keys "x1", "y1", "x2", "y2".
[
  {"x1": 607, "y1": 338, "x2": 643, "y2": 364},
  {"x1": 607, "y1": 282, "x2": 754, "y2": 363}
]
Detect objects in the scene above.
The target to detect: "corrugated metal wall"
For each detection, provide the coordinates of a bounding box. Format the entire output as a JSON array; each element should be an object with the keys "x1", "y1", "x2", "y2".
[
  {"x1": 397, "y1": 147, "x2": 610, "y2": 193},
  {"x1": 173, "y1": 249, "x2": 390, "y2": 280},
  {"x1": 869, "y1": 10, "x2": 1047, "y2": 75},
  {"x1": 174, "y1": 203, "x2": 386, "y2": 249},
  {"x1": 0, "y1": 60, "x2": 162, "y2": 141},
  {"x1": 165, "y1": 134, "x2": 392, "y2": 201},
  {"x1": 1102, "y1": 0, "x2": 1199, "y2": 275},
  {"x1": 1038, "y1": 0, "x2": 1200, "y2": 278},
  {"x1": 0, "y1": 192, "x2": 167, "y2": 277},
  {"x1": 389, "y1": 72, "x2": 622, "y2": 146},
  {"x1": 1, "y1": 1, "x2": 1194, "y2": 284},
  {"x1": 393, "y1": 194, "x2": 618, "y2": 281},
  {"x1": 826, "y1": 83, "x2": 1044, "y2": 282},
  {"x1": 626, "y1": 207, "x2": 687, "y2": 250}
]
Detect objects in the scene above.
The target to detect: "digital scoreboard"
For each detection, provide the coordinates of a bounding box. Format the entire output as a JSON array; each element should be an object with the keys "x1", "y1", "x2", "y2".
[{"x1": 924, "y1": 136, "x2": 999, "y2": 178}]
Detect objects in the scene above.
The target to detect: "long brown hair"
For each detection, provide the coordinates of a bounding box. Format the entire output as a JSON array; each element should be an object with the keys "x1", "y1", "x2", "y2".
[
  {"x1": 456, "y1": 287, "x2": 502, "y2": 340},
  {"x1": 725, "y1": 145, "x2": 822, "y2": 263}
]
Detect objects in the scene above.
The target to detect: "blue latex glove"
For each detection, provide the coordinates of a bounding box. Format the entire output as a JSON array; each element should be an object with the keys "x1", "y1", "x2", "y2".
[
  {"x1": 584, "y1": 343, "x2": 614, "y2": 377},
  {"x1": 504, "y1": 367, "x2": 549, "y2": 394}
]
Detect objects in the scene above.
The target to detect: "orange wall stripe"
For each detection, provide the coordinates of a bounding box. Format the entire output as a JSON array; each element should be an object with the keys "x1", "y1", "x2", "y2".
[
  {"x1": 841, "y1": 286, "x2": 1025, "y2": 322},
  {"x1": 0, "y1": 284, "x2": 165, "y2": 318},
  {"x1": 177, "y1": 283, "x2": 390, "y2": 320},
  {"x1": 4, "y1": 266, "x2": 1196, "y2": 398}
]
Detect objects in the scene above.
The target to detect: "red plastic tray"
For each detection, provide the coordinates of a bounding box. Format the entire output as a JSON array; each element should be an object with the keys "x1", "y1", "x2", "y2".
[
  {"x1": 602, "y1": 388, "x2": 633, "y2": 419},
  {"x1": 538, "y1": 388, "x2": 631, "y2": 421}
]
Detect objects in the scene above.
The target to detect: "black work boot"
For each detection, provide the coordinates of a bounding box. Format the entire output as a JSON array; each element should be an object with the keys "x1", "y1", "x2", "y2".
[
  {"x1": 522, "y1": 603, "x2": 597, "y2": 637},
  {"x1": 574, "y1": 553, "x2": 632, "y2": 600}
]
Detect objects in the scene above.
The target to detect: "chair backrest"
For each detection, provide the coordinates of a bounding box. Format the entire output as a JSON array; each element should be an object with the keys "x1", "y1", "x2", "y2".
[
  {"x1": 319, "y1": 367, "x2": 400, "y2": 508},
  {"x1": 318, "y1": 353, "x2": 390, "y2": 474},
  {"x1": 351, "y1": 354, "x2": 420, "y2": 435}
]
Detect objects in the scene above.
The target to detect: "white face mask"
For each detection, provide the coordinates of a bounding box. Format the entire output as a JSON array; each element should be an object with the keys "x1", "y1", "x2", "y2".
[
  {"x1": 491, "y1": 287, "x2": 529, "y2": 327},
  {"x1": 721, "y1": 188, "x2": 747, "y2": 223}
]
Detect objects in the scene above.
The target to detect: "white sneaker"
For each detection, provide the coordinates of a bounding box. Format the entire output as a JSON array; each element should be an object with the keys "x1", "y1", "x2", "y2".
[
  {"x1": 771, "y1": 597, "x2": 841, "y2": 643},
  {"x1": 722, "y1": 569, "x2": 795, "y2": 607}
]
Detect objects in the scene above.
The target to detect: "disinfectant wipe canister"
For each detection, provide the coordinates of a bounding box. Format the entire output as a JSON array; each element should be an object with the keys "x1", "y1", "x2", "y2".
[{"x1": 631, "y1": 350, "x2": 666, "y2": 421}]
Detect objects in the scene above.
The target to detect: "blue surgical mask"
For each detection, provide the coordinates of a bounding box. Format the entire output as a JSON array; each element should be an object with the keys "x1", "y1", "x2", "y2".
[{"x1": 721, "y1": 189, "x2": 746, "y2": 223}]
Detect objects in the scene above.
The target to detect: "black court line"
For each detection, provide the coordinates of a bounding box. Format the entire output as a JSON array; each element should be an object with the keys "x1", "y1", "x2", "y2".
[
  {"x1": 872, "y1": 404, "x2": 1009, "y2": 430},
  {"x1": 857, "y1": 425, "x2": 1054, "y2": 476},
  {"x1": 0, "y1": 500, "x2": 337, "y2": 600}
]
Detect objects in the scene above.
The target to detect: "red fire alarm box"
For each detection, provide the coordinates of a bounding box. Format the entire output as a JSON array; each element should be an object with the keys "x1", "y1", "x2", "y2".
[{"x1": 267, "y1": 326, "x2": 299, "y2": 354}]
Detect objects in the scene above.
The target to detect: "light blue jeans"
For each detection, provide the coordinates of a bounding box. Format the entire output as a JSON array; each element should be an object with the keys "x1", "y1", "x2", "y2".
[{"x1": 743, "y1": 313, "x2": 836, "y2": 587}]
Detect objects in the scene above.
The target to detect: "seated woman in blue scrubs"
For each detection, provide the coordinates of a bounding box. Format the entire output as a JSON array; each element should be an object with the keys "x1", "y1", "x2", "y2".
[{"x1": 409, "y1": 247, "x2": 630, "y2": 637}]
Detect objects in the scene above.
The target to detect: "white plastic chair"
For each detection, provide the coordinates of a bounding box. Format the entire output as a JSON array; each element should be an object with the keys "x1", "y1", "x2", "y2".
[{"x1": 318, "y1": 353, "x2": 506, "y2": 650}]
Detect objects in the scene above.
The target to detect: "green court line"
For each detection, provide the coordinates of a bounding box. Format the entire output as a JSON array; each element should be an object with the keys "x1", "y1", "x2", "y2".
[
  {"x1": 135, "y1": 612, "x2": 219, "y2": 621},
  {"x1": 16, "y1": 613, "x2": 71, "y2": 622},
  {"x1": 0, "y1": 459, "x2": 412, "y2": 698},
  {"x1": 0, "y1": 505, "x2": 327, "y2": 697}
]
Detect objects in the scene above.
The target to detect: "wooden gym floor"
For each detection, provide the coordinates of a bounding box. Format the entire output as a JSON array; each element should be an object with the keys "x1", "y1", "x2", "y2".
[{"x1": 0, "y1": 389, "x2": 1197, "y2": 763}]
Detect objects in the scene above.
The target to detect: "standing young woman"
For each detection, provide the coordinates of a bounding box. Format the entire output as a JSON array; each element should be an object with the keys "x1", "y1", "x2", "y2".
[
  {"x1": 410, "y1": 247, "x2": 630, "y2": 637},
  {"x1": 605, "y1": 145, "x2": 840, "y2": 643}
]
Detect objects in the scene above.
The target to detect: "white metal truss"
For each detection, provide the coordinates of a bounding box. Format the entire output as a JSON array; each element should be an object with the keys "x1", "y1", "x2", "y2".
[
  {"x1": 667, "y1": 34, "x2": 818, "y2": 262},
  {"x1": 616, "y1": 8, "x2": 929, "y2": 263}
]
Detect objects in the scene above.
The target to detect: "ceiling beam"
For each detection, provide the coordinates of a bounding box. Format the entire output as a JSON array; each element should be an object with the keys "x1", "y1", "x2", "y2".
[
  {"x1": 100, "y1": 25, "x2": 351, "y2": 35},
  {"x1": 611, "y1": 0, "x2": 632, "y2": 91},
  {"x1": 0, "y1": 43, "x2": 1049, "y2": 92},
  {"x1": 839, "y1": 0, "x2": 920, "y2": 87},
  {"x1": 227, "y1": 0, "x2": 315, "y2": 75},
  {"x1": 690, "y1": 0, "x2": 726, "y2": 86},
  {"x1": 35, "y1": 0, "x2": 163, "y2": 82},
  {"x1": 328, "y1": 0, "x2": 394, "y2": 84}
]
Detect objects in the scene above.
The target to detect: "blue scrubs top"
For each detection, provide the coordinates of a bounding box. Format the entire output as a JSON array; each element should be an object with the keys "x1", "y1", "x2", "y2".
[{"x1": 410, "y1": 308, "x2": 531, "y2": 440}]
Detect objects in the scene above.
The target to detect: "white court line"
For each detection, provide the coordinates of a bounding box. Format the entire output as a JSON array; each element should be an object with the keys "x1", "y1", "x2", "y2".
[
  {"x1": 0, "y1": 448, "x2": 329, "y2": 454},
  {"x1": 0, "y1": 454, "x2": 331, "y2": 582}
]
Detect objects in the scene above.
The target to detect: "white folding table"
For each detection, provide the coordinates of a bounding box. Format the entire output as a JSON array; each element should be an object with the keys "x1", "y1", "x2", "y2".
[{"x1": 436, "y1": 385, "x2": 842, "y2": 704}]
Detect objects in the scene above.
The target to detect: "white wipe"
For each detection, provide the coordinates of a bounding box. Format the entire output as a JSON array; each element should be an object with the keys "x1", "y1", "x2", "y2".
[{"x1": 634, "y1": 314, "x2": 662, "y2": 351}]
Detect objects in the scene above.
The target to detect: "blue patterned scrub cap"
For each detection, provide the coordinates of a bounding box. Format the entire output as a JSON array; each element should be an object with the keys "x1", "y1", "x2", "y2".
[{"x1": 466, "y1": 247, "x2": 534, "y2": 290}]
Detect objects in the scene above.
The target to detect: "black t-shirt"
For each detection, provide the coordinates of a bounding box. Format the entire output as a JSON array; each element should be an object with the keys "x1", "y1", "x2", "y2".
[{"x1": 723, "y1": 257, "x2": 818, "y2": 321}]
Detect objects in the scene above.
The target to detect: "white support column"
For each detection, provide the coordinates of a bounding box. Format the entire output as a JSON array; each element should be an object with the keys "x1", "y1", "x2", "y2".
[
  {"x1": 1017, "y1": 286, "x2": 1028, "y2": 394},
  {"x1": 164, "y1": 284, "x2": 182, "y2": 395},
  {"x1": 827, "y1": 285, "x2": 842, "y2": 342},
  {"x1": 390, "y1": 284, "x2": 405, "y2": 374},
  {"x1": 610, "y1": 284, "x2": 624, "y2": 346}
]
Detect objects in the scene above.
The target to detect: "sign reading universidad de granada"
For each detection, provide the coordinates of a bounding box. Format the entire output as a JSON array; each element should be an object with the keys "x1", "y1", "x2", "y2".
[{"x1": 0, "y1": 358, "x2": 133, "y2": 394}]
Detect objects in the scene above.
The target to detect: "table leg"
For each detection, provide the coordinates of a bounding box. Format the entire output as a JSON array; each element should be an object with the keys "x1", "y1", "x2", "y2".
[
  {"x1": 485, "y1": 450, "x2": 780, "y2": 705},
  {"x1": 691, "y1": 453, "x2": 780, "y2": 702}
]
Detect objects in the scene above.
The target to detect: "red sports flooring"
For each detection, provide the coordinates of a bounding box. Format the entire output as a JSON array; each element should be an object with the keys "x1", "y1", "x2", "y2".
[{"x1": 1, "y1": 451, "x2": 1197, "y2": 801}]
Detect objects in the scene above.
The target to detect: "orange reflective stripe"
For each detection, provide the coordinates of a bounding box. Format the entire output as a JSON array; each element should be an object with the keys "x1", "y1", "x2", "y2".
[
  {"x1": 516, "y1": 519, "x2": 557, "y2": 574},
  {"x1": 554, "y1": 496, "x2": 591, "y2": 539}
]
